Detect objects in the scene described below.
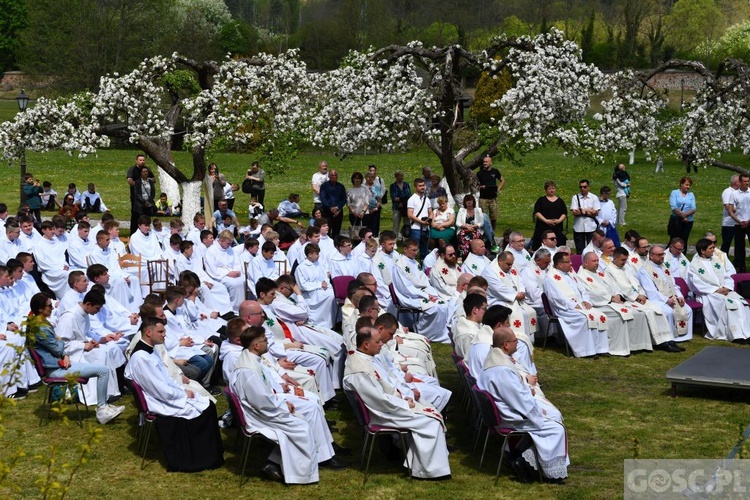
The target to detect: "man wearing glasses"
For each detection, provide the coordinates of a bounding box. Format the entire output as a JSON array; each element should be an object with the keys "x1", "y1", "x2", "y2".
[
  {"x1": 504, "y1": 231, "x2": 532, "y2": 273},
  {"x1": 570, "y1": 180, "x2": 600, "y2": 255},
  {"x1": 539, "y1": 230, "x2": 559, "y2": 258}
]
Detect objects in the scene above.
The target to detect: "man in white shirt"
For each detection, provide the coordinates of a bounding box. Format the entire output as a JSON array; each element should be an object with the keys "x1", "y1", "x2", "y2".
[
  {"x1": 406, "y1": 178, "x2": 432, "y2": 260},
  {"x1": 721, "y1": 175, "x2": 740, "y2": 254},
  {"x1": 311, "y1": 161, "x2": 329, "y2": 211},
  {"x1": 728, "y1": 173, "x2": 750, "y2": 272},
  {"x1": 570, "y1": 179, "x2": 600, "y2": 255}
]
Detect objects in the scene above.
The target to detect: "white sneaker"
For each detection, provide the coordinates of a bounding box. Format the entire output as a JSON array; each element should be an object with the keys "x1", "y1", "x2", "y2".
[{"x1": 96, "y1": 404, "x2": 125, "y2": 424}]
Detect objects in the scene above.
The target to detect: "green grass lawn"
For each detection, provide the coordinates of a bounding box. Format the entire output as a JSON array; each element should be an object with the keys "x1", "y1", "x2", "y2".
[{"x1": 1, "y1": 337, "x2": 747, "y2": 499}]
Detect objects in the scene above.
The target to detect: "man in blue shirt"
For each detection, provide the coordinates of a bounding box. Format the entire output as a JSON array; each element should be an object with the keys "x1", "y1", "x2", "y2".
[{"x1": 320, "y1": 170, "x2": 347, "y2": 238}]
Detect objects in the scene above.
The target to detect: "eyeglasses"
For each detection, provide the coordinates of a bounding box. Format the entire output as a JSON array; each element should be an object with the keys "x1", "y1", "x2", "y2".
[
  {"x1": 546, "y1": 236, "x2": 557, "y2": 240},
  {"x1": 512, "y1": 239, "x2": 524, "y2": 243},
  {"x1": 579, "y1": 185, "x2": 589, "y2": 188}
]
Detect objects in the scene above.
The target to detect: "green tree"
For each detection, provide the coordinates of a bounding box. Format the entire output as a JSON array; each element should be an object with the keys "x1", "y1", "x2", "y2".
[
  {"x1": 471, "y1": 66, "x2": 512, "y2": 125},
  {"x1": 665, "y1": 0, "x2": 725, "y2": 61},
  {"x1": 0, "y1": 0, "x2": 27, "y2": 72}
]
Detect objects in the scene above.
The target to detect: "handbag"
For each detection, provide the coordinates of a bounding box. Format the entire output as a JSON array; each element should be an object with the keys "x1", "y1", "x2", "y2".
[
  {"x1": 401, "y1": 222, "x2": 411, "y2": 239},
  {"x1": 350, "y1": 217, "x2": 365, "y2": 239}
]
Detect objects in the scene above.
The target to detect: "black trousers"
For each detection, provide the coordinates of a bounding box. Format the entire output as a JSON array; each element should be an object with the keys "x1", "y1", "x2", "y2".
[{"x1": 734, "y1": 224, "x2": 749, "y2": 272}]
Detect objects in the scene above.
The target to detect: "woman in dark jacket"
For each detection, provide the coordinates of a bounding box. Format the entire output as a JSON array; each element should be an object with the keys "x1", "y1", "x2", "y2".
[{"x1": 133, "y1": 166, "x2": 156, "y2": 218}]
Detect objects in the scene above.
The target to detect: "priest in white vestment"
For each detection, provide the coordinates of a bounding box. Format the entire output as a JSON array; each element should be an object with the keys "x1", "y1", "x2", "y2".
[
  {"x1": 477, "y1": 328, "x2": 568, "y2": 482},
  {"x1": 372, "y1": 232, "x2": 401, "y2": 286},
  {"x1": 428, "y1": 245, "x2": 463, "y2": 300},
  {"x1": 637, "y1": 245, "x2": 693, "y2": 342},
  {"x1": 462, "y1": 239, "x2": 491, "y2": 277},
  {"x1": 391, "y1": 239, "x2": 453, "y2": 343},
  {"x1": 481, "y1": 251, "x2": 538, "y2": 342},
  {"x1": 343, "y1": 326, "x2": 451, "y2": 480},
  {"x1": 504, "y1": 231, "x2": 532, "y2": 273},
  {"x1": 542, "y1": 252, "x2": 609, "y2": 357},
  {"x1": 204, "y1": 230, "x2": 245, "y2": 312},
  {"x1": 687, "y1": 238, "x2": 750, "y2": 341},
  {"x1": 666, "y1": 238, "x2": 690, "y2": 279},
  {"x1": 520, "y1": 248, "x2": 552, "y2": 337}
]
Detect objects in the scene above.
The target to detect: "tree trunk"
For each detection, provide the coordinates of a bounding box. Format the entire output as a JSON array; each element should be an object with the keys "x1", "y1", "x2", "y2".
[
  {"x1": 157, "y1": 167, "x2": 181, "y2": 213},
  {"x1": 180, "y1": 180, "x2": 203, "y2": 229}
]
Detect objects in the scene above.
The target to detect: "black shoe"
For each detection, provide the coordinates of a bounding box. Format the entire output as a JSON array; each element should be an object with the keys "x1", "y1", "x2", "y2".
[
  {"x1": 220, "y1": 312, "x2": 238, "y2": 321},
  {"x1": 8, "y1": 389, "x2": 27, "y2": 400},
  {"x1": 324, "y1": 399, "x2": 340, "y2": 411},
  {"x1": 261, "y1": 462, "x2": 283, "y2": 482},
  {"x1": 671, "y1": 341, "x2": 686, "y2": 352},
  {"x1": 27, "y1": 382, "x2": 42, "y2": 393},
  {"x1": 320, "y1": 456, "x2": 350, "y2": 469},
  {"x1": 658, "y1": 342, "x2": 681, "y2": 353},
  {"x1": 446, "y1": 444, "x2": 458, "y2": 453},
  {"x1": 332, "y1": 442, "x2": 352, "y2": 456},
  {"x1": 207, "y1": 386, "x2": 222, "y2": 396},
  {"x1": 510, "y1": 456, "x2": 534, "y2": 483},
  {"x1": 107, "y1": 394, "x2": 123, "y2": 404},
  {"x1": 413, "y1": 474, "x2": 452, "y2": 481}
]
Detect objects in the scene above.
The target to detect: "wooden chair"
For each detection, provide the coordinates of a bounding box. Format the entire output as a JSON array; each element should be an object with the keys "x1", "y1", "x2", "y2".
[
  {"x1": 147, "y1": 259, "x2": 170, "y2": 299},
  {"x1": 119, "y1": 253, "x2": 142, "y2": 278},
  {"x1": 274, "y1": 259, "x2": 288, "y2": 276},
  {"x1": 243, "y1": 261, "x2": 256, "y2": 300}
]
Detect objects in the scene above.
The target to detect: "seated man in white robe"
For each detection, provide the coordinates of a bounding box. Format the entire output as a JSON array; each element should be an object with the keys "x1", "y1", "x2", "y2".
[
  {"x1": 452, "y1": 276, "x2": 487, "y2": 330},
  {"x1": 32, "y1": 220, "x2": 71, "y2": 299},
  {"x1": 343, "y1": 325, "x2": 451, "y2": 480},
  {"x1": 504, "y1": 231, "x2": 532, "y2": 273},
  {"x1": 249, "y1": 241, "x2": 283, "y2": 285},
  {"x1": 17, "y1": 216, "x2": 43, "y2": 253},
  {"x1": 231, "y1": 325, "x2": 348, "y2": 484},
  {"x1": 542, "y1": 252, "x2": 609, "y2": 358},
  {"x1": 463, "y1": 239, "x2": 492, "y2": 277},
  {"x1": 704, "y1": 230, "x2": 737, "y2": 276},
  {"x1": 328, "y1": 236, "x2": 359, "y2": 278},
  {"x1": 581, "y1": 228, "x2": 605, "y2": 260},
  {"x1": 477, "y1": 327, "x2": 568, "y2": 483},
  {"x1": 666, "y1": 237, "x2": 690, "y2": 280},
  {"x1": 428, "y1": 244, "x2": 462, "y2": 300},
  {"x1": 56, "y1": 290, "x2": 126, "y2": 405},
  {"x1": 466, "y1": 304, "x2": 513, "y2": 379},
  {"x1": 688, "y1": 238, "x2": 750, "y2": 342},
  {"x1": 519, "y1": 248, "x2": 552, "y2": 337},
  {"x1": 66, "y1": 221, "x2": 95, "y2": 270},
  {"x1": 204, "y1": 230, "x2": 245, "y2": 312},
  {"x1": 125, "y1": 316, "x2": 224, "y2": 472},
  {"x1": 52, "y1": 271, "x2": 89, "y2": 324},
  {"x1": 242, "y1": 297, "x2": 335, "y2": 403},
  {"x1": 537, "y1": 230, "x2": 559, "y2": 259},
  {"x1": 185, "y1": 213, "x2": 206, "y2": 248},
  {"x1": 372, "y1": 230, "x2": 401, "y2": 286},
  {"x1": 174, "y1": 240, "x2": 233, "y2": 316},
  {"x1": 272, "y1": 274, "x2": 345, "y2": 375},
  {"x1": 0, "y1": 222, "x2": 22, "y2": 265},
  {"x1": 295, "y1": 243, "x2": 336, "y2": 328},
  {"x1": 8, "y1": 255, "x2": 40, "y2": 311},
  {"x1": 86, "y1": 262, "x2": 141, "y2": 318},
  {"x1": 176, "y1": 271, "x2": 228, "y2": 337},
  {"x1": 637, "y1": 244, "x2": 693, "y2": 343},
  {"x1": 391, "y1": 238, "x2": 453, "y2": 343},
  {"x1": 453, "y1": 293, "x2": 491, "y2": 360},
  {"x1": 628, "y1": 237, "x2": 650, "y2": 274},
  {"x1": 351, "y1": 227, "x2": 373, "y2": 259},
  {"x1": 88, "y1": 230, "x2": 142, "y2": 311},
  {"x1": 355, "y1": 241, "x2": 393, "y2": 312},
  {"x1": 162, "y1": 233, "x2": 183, "y2": 281},
  {"x1": 481, "y1": 251, "x2": 538, "y2": 342},
  {"x1": 374, "y1": 312, "x2": 438, "y2": 382},
  {"x1": 605, "y1": 247, "x2": 680, "y2": 352},
  {"x1": 597, "y1": 238, "x2": 616, "y2": 271},
  {"x1": 314, "y1": 219, "x2": 337, "y2": 272},
  {"x1": 578, "y1": 252, "x2": 653, "y2": 355}
]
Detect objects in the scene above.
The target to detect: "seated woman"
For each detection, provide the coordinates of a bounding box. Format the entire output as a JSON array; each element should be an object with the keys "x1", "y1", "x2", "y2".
[
  {"x1": 430, "y1": 196, "x2": 456, "y2": 245},
  {"x1": 456, "y1": 195, "x2": 485, "y2": 258},
  {"x1": 58, "y1": 194, "x2": 79, "y2": 231},
  {"x1": 29, "y1": 292, "x2": 125, "y2": 425}
]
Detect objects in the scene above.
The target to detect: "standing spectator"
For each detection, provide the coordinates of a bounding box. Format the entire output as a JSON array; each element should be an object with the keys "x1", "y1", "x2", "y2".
[
  {"x1": 41, "y1": 181, "x2": 58, "y2": 211},
  {"x1": 246, "y1": 161, "x2": 265, "y2": 206},
  {"x1": 126, "y1": 154, "x2": 152, "y2": 235},
  {"x1": 597, "y1": 186, "x2": 620, "y2": 247},
  {"x1": 223, "y1": 178, "x2": 237, "y2": 211},
  {"x1": 368, "y1": 164, "x2": 386, "y2": 205},
  {"x1": 80, "y1": 183, "x2": 108, "y2": 213},
  {"x1": 570, "y1": 179, "x2": 600, "y2": 254},
  {"x1": 474, "y1": 156, "x2": 504, "y2": 252},
  {"x1": 721, "y1": 175, "x2": 740, "y2": 254},
  {"x1": 319, "y1": 169, "x2": 347, "y2": 238},
  {"x1": 426, "y1": 174, "x2": 447, "y2": 209},
  {"x1": 363, "y1": 171, "x2": 382, "y2": 236},
  {"x1": 22, "y1": 173, "x2": 43, "y2": 221},
  {"x1": 206, "y1": 163, "x2": 226, "y2": 212},
  {"x1": 389, "y1": 171, "x2": 411, "y2": 236},
  {"x1": 612, "y1": 163, "x2": 630, "y2": 226},
  {"x1": 406, "y1": 178, "x2": 432, "y2": 260},
  {"x1": 133, "y1": 166, "x2": 156, "y2": 220},
  {"x1": 667, "y1": 176, "x2": 696, "y2": 247},
  {"x1": 347, "y1": 172, "x2": 369, "y2": 230},
  {"x1": 531, "y1": 180, "x2": 567, "y2": 250},
  {"x1": 728, "y1": 173, "x2": 750, "y2": 272},
  {"x1": 311, "y1": 161, "x2": 329, "y2": 211}
]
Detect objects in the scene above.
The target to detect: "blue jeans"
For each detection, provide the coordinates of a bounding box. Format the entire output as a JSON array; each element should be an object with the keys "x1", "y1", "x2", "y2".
[
  {"x1": 410, "y1": 228, "x2": 429, "y2": 260},
  {"x1": 47, "y1": 362, "x2": 109, "y2": 407},
  {"x1": 482, "y1": 217, "x2": 495, "y2": 247},
  {"x1": 189, "y1": 353, "x2": 213, "y2": 380}
]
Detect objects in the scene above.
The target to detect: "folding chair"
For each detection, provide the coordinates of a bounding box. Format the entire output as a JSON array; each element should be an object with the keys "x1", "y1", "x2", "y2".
[
  {"x1": 389, "y1": 283, "x2": 423, "y2": 334},
  {"x1": 28, "y1": 347, "x2": 90, "y2": 427},
  {"x1": 540, "y1": 293, "x2": 569, "y2": 356},
  {"x1": 129, "y1": 379, "x2": 158, "y2": 469},
  {"x1": 471, "y1": 385, "x2": 543, "y2": 485},
  {"x1": 331, "y1": 275, "x2": 355, "y2": 317},
  {"x1": 224, "y1": 387, "x2": 275, "y2": 485},
  {"x1": 674, "y1": 277, "x2": 705, "y2": 335},
  {"x1": 569, "y1": 254, "x2": 582, "y2": 273},
  {"x1": 344, "y1": 389, "x2": 411, "y2": 485}
]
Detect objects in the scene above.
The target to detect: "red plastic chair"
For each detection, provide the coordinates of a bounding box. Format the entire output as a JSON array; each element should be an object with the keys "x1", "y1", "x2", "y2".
[
  {"x1": 540, "y1": 293, "x2": 569, "y2": 356},
  {"x1": 389, "y1": 283, "x2": 423, "y2": 334},
  {"x1": 223, "y1": 387, "x2": 274, "y2": 485},
  {"x1": 28, "y1": 347, "x2": 90, "y2": 427},
  {"x1": 731, "y1": 273, "x2": 750, "y2": 304},
  {"x1": 569, "y1": 254, "x2": 582, "y2": 273}
]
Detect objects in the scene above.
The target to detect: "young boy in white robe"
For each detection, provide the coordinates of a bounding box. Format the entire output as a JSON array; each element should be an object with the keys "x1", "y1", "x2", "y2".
[
  {"x1": 294, "y1": 244, "x2": 336, "y2": 329},
  {"x1": 67, "y1": 221, "x2": 95, "y2": 270},
  {"x1": 32, "y1": 220, "x2": 71, "y2": 299}
]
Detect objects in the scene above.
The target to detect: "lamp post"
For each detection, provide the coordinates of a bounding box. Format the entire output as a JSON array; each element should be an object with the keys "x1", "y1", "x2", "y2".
[
  {"x1": 680, "y1": 78, "x2": 685, "y2": 110},
  {"x1": 16, "y1": 89, "x2": 29, "y2": 205}
]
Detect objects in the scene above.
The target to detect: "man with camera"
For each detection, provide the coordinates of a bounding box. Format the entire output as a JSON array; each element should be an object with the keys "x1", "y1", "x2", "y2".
[{"x1": 407, "y1": 178, "x2": 432, "y2": 260}]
